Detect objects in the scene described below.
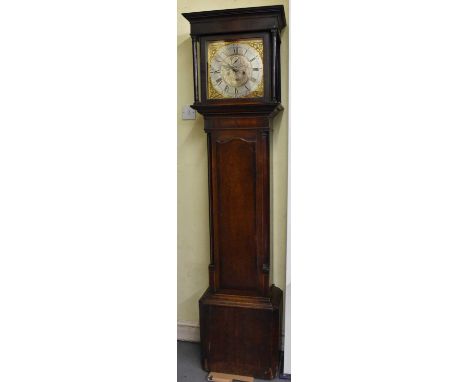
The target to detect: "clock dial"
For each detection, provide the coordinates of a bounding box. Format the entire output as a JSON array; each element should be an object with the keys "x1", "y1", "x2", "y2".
[{"x1": 207, "y1": 39, "x2": 264, "y2": 99}]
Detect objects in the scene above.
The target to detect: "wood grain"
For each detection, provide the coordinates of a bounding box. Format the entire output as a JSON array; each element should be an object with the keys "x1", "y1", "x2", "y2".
[{"x1": 182, "y1": 5, "x2": 286, "y2": 379}]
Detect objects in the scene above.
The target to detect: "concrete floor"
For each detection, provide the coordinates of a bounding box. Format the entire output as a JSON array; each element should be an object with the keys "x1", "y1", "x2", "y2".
[{"x1": 177, "y1": 341, "x2": 288, "y2": 382}]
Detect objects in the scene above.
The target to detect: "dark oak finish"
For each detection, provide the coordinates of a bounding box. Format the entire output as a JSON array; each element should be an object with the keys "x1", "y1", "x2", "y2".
[
  {"x1": 271, "y1": 29, "x2": 277, "y2": 102},
  {"x1": 191, "y1": 35, "x2": 200, "y2": 102},
  {"x1": 208, "y1": 126, "x2": 272, "y2": 297},
  {"x1": 199, "y1": 286, "x2": 283, "y2": 379},
  {"x1": 182, "y1": 6, "x2": 286, "y2": 379},
  {"x1": 183, "y1": 6, "x2": 286, "y2": 36}
]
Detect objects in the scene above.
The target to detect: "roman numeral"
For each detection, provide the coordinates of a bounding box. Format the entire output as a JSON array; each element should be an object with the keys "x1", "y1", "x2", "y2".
[
  {"x1": 211, "y1": 69, "x2": 220, "y2": 74},
  {"x1": 233, "y1": 46, "x2": 238, "y2": 54},
  {"x1": 224, "y1": 85, "x2": 229, "y2": 93},
  {"x1": 249, "y1": 56, "x2": 257, "y2": 62},
  {"x1": 245, "y1": 85, "x2": 250, "y2": 91},
  {"x1": 216, "y1": 78, "x2": 222, "y2": 85},
  {"x1": 252, "y1": 68, "x2": 259, "y2": 71},
  {"x1": 234, "y1": 88, "x2": 238, "y2": 96}
]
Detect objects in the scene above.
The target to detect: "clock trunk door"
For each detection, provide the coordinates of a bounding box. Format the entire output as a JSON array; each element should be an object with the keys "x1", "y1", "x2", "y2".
[{"x1": 209, "y1": 127, "x2": 270, "y2": 296}]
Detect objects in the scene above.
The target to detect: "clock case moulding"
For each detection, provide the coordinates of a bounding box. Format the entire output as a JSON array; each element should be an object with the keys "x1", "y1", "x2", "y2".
[{"x1": 182, "y1": 6, "x2": 286, "y2": 380}]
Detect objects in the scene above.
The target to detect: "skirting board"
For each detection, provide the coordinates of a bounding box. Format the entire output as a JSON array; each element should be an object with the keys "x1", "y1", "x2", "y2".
[
  {"x1": 177, "y1": 321, "x2": 200, "y2": 342},
  {"x1": 177, "y1": 321, "x2": 284, "y2": 349}
]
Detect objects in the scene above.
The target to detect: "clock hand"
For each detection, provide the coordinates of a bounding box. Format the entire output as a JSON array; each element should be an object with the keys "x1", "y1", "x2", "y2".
[{"x1": 222, "y1": 63, "x2": 239, "y2": 73}]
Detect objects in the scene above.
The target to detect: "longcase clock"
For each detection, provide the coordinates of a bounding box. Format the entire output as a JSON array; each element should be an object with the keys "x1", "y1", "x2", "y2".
[{"x1": 182, "y1": 6, "x2": 286, "y2": 379}]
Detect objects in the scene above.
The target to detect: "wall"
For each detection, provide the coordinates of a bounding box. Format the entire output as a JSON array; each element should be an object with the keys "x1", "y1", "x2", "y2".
[{"x1": 177, "y1": 0, "x2": 289, "y2": 325}]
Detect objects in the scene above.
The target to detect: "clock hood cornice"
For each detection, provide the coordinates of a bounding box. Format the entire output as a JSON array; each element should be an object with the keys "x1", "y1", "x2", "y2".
[{"x1": 182, "y1": 5, "x2": 286, "y2": 36}]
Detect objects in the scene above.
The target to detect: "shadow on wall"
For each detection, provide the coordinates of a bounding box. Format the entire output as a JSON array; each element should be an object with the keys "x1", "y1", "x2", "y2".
[
  {"x1": 178, "y1": 288, "x2": 205, "y2": 323},
  {"x1": 177, "y1": 34, "x2": 191, "y2": 50},
  {"x1": 177, "y1": 36, "x2": 193, "y2": 97}
]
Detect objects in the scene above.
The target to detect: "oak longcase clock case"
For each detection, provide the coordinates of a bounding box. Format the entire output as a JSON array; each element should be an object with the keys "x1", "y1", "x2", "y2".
[{"x1": 182, "y1": 6, "x2": 286, "y2": 379}]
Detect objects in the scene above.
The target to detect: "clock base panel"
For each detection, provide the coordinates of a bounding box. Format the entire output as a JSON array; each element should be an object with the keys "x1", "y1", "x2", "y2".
[{"x1": 199, "y1": 286, "x2": 283, "y2": 380}]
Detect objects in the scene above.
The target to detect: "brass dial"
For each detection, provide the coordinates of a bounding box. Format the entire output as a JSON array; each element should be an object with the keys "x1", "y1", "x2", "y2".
[{"x1": 207, "y1": 39, "x2": 264, "y2": 99}]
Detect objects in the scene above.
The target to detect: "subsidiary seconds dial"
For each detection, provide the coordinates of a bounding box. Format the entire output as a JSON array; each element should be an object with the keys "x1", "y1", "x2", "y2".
[{"x1": 208, "y1": 40, "x2": 264, "y2": 99}]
